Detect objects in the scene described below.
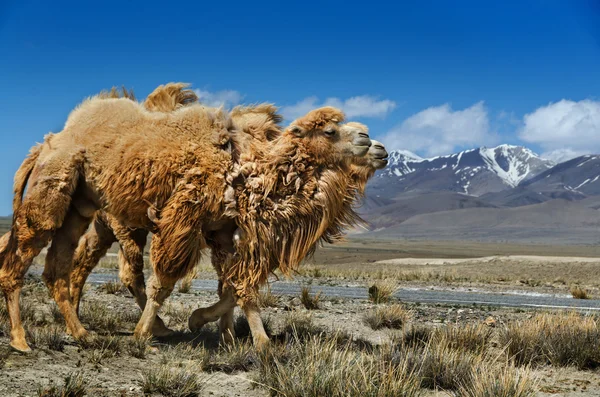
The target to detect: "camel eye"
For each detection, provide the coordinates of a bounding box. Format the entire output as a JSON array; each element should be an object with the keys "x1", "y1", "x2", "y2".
[
  {"x1": 290, "y1": 126, "x2": 303, "y2": 136},
  {"x1": 324, "y1": 128, "x2": 336, "y2": 137}
]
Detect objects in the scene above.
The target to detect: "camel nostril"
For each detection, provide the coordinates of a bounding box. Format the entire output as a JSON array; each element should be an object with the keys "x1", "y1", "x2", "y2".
[
  {"x1": 374, "y1": 144, "x2": 385, "y2": 150},
  {"x1": 358, "y1": 132, "x2": 369, "y2": 139}
]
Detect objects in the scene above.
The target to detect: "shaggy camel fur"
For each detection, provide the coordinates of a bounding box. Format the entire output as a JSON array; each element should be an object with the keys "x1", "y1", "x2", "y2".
[
  {"x1": 69, "y1": 83, "x2": 283, "y2": 337},
  {"x1": 68, "y1": 87, "x2": 381, "y2": 346},
  {"x1": 189, "y1": 124, "x2": 388, "y2": 347},
  {"x1": 0, "y1": 90, "x2": 369, "y2": 351}
]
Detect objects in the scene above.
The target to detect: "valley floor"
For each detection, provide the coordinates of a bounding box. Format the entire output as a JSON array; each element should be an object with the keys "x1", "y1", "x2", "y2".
[{"x1": 2, "y1": 239, "x2": 600, "y2": 396}]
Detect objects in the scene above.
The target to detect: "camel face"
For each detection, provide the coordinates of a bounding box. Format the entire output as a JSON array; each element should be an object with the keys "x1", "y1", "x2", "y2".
[
  {"x1": 367, "y1": 139, "x2": 389, "y2": 170},
  {"x1": 286, "y1": 106, "x2": 371, "y2": 165}
]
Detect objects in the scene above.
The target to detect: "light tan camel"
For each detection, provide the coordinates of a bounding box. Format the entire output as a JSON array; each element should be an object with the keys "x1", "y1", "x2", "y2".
[
  {"x1": 188, "y1": 125, "x2": 388, "y2": 347},
  {"x1": 69, "y1": 83, "x2": 284, "y2": 337},
  {"x1": 67, "y1": 85, "x2": 386, "y2": 347},
  {"x1": 0, "y1": 89, "x2": 370, "y2": 351}
]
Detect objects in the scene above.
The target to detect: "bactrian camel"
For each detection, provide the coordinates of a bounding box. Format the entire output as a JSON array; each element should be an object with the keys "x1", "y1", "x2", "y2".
[
  {"x1": 0, "y1": 87, "x2": 372, "y2": 352},
  {"x1": 69, "y1": 83, "x2": 285, "y2": 337},
  {"x1": 67, "y1": 86, "x2": 387, "y2": 346}
]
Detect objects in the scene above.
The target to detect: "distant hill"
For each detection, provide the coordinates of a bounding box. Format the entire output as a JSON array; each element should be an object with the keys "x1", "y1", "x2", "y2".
[
  {"x1": 369, "y1": 199, "x2": 600, "y2": 245},
  {"x1": 360, "y1": 145, "x2": 600, "y2": 244}
]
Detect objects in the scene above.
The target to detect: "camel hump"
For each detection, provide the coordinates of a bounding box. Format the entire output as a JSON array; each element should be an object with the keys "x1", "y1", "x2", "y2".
[{"x1": 143, "y1": 82, "x2": 198, "y2": 112}]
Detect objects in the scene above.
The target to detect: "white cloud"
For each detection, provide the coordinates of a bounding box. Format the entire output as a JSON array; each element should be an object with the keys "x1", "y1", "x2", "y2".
[
  {"x1": 194, "y1": 89, "x2": 243, "y2": 108},
  {"x1": 281, "y1": 95, "x2": 396, "y2": 121},
  {"x1": 519, "y1": 99, "x2": 600, "y2": 161},
  {"x1": 541, "y1": 148, "x2": 588, "y2": 163},
  {"x1": 381, "y1": 102, "x2": 497, "y2": 157}
]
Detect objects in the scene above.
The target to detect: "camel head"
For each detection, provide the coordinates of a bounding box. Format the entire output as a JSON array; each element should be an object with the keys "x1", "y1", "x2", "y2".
[
  {"x1": 342, "y1": 122, "x2": 388, "y2": 170},
  {"x1": 285, "y1": 107, "x2": 371, "y2": 166}
]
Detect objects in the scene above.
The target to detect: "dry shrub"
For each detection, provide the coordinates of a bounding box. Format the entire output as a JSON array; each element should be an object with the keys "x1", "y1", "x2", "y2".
[
  {"x1": 281, "y1": 311, "x2": 325, "y2": 341},
  {"x1": 436, "y1": 323, "x2": 493, "y2": 354},
  {"x1": 27, "y1": 325, "x2": 65, "y2": 351},
  {"x1": 79, "y1": 301, "x2": 125, "y2": 333},
  {"x1": 368, "y1": 280, "x2": 396, "y2": 304},
  {"x1": 81, "y1": 335, "x2": 123, "y2": 364},
  {"x1": 500, "y1": 312, "x2": 600, "y2": 369},
  {"x1": 160, "y1": 344, "x2": 210, "y2": 367},
  {"x1": 258, "y1": 286, "x2": 280, "y2": 308},
  {"x1": 300, "y1": 286, "x2": 322, "y2": 310},
  {"x1": 163, "y1": 302, "x2": 193, "y2": 326},
  {"x1": 400, "y1": 323, "x2": 492, "y2": 354},
  {"x1": 571, "y1": 286, "x2": 592, "y2": 299},
  {"x1": 37, "y1": 372, "x2": 87, "y2": 397},
  {"x1": 364, "y1": 304, "x2": 411, "y2": 330},
  {"x1": 126, "y1": 335, "x2": 151, "y2": 359},
  {"x1": 457, "y1": 363, "x2": 537, "y2": 397},
  {"x1": 100, "y1": 280, "x2": 125, "y2": 295},
  {"x1": 141, "y1": 364, "x2": 205, "y2": 397},
  {"x1": 206, "y1": 340, "x2": 257, "y2": 373},
  {"x1": 257, "y1": 334, "x2": 421, "y2": 397}
]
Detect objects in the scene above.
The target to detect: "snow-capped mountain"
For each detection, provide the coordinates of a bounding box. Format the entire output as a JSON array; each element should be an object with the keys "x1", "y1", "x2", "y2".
[
  {"x1": 522, "y1": 155, "x2": 600, "y2": 196},
  {"x1": 370, "y1": 144, "x2": 554, "y2": 198}
]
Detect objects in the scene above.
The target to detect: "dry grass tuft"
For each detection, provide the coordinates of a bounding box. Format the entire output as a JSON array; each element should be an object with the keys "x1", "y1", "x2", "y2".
[
  {"x1": 257, "y1": 334, "x2": 421, "y2": 397},
  {"x1": 141, "y1": 364, "x2": 205, "y2": 397},
  {"x1": 206, "y1": 340, "x2": 257, "y2": 373},
  {"x1": 37, "y1": 372, "x2": 87, "y2": 397},
  {"x1": 281, "y1": 311, "x2": 324, "y2": 341},
  {"x1": 258, "y1": 286, "x2": 280, "y2": 308},
  {"x1": 571, "y1": 285, "x2": 592, "y2": 299},
  {"x1": 79, "y1": 301, "x2": 131, "y2": 333},
  {"x1": 160, "y1": 344, "x2": 210, "y2": 367},
  {"x1": 126, "y1": 335, "x2": 151, "y2": 359},
  {"x1": 27, "y1": 325, "x2": 65, "y2": 351},
  {"x1": 81, "y1": 335, "x2": 123, "y2": 364},
  {"x1": 368, "y1": 280, "x2": 396, "y2": 304},
  {"x1": 300, "y1": 286, "x2": 322, "y2": 310},
  {"x1": 364, "y1": 304, "x2": 411, "y2": 330},
  {"x1": 163, "y1": 302, "x2": 193, "y2": 326},
  {"x1": 99, "y1": 280, "x2": 125, "y2": 295},
  {"x1": 437, "y1": 323, "x2": 494, "y2": 354},
  {"x1": 409, "y1": 340, "x2": 483, "y2": 390},
  {"x1": 500, "y1": 312, "x2": 600, "y2": 369},
  {"x1": 457, "y1": 363, "x2": 537, "y2": 397}
]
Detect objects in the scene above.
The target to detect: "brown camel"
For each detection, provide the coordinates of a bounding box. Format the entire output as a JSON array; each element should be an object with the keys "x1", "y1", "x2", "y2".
[
  {"x1": 0, "y1": 89, "x2": 370, "y2": 351},
  {"x1": 69, "y1": 86, "x2": 386, "y2": 346},
  {"x1": 188, "y1": 124, "x2": 388, "y2": 347},
  {"x1": 67, "y1": 85, "x2": 386, "y2": 346},
  {"x1": 69, "y1": 83, "x2": 284, "y2": 337}
]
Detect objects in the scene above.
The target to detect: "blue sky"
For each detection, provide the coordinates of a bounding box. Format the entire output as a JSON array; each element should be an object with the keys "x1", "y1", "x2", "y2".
[{"x1": 1, "y1": 0, "x2": 600, "y2": 214}]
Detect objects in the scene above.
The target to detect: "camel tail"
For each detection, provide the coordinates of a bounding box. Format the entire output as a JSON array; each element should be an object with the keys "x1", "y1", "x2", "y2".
[{"x1": 12, "y1": 143, "x2": 42, "y2": 218}]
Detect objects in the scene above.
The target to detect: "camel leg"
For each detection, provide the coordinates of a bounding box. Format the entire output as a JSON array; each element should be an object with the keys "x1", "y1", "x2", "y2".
[
  {"x1": 133, "y1": 273, "x2": 176, "y2": 338},
  {"x1": 70, "y1": 215, "x2": 116, "y2": 314},
  {"x1": 217, "y1": 280, "x2": 235, "y2": 345},
  {"x1": 43, "y1": 209, "x2": 92, "y2": 340},
  {"x1": 188, "y1": 284, "x2": 237, "y2": 332},
  {"x1": 0, "y1": 229, "x2": 52, "y2": 352},
  {"x1": 115, "y1": 227, "x2": 172, "y2": 337},
  {"x1": 242, "y1": 299, "x2": 270, "y2": 350}
]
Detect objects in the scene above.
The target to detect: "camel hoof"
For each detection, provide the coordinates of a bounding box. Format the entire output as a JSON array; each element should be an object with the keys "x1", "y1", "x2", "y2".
[
  {"x1": 151, "y1": 321, "x2": 175, "y2": 338},
  {"x1": 188, "y1": 309, "x2": 208, "y2": 332},
  {"x1": 10, "y1": 340, "x2": 32, "y2": 353},
  {"x1": 253, "y1": 335, "x2": 270, "y2": 351}
]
